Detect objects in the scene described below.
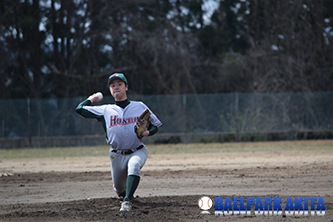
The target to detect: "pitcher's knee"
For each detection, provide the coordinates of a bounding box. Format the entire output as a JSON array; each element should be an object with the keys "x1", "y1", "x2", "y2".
[{"x1": 128, "y1": 162, "x2": 141, "y2": 176}]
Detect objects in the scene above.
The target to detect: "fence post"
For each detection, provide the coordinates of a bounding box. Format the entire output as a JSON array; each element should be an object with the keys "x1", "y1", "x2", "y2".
[
  {"x1": 183, "y1": 94, "x2": 187, "y2": 133},
  {"x1": 27, "y1": 98, "x2": 32, "y2": 147},
  {"x1": 235, "y1": 93, "x2": 240, "y2": 142}
]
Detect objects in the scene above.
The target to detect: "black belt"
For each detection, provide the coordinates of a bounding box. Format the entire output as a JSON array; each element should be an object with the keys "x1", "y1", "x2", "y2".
[{"x1": 112, "y1": 145, "x2": 144, "y2": 155}]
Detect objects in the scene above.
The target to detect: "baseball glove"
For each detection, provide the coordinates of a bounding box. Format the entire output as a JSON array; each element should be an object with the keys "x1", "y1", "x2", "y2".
[{"x1": 135, "y1": 109, "x2": 151, "y2": 139}]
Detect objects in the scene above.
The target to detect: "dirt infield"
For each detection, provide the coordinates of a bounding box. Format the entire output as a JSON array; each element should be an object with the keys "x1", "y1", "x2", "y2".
[{"x1": 0, "y1": 141, "x2": 332, "y2": 221}]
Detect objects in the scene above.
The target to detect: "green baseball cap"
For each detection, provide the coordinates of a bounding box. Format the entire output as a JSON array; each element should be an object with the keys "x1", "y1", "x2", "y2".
[{"x1": 108, "y1": 73, "x2": 128, "y2": 85}]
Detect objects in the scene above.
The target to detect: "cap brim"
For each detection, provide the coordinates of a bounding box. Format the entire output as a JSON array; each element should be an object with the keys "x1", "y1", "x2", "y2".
[{"x1": 108, "y1": 77, "x2": 126, "y2": 85}]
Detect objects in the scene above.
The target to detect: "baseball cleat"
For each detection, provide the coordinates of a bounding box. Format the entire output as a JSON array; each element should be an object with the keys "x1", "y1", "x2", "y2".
[{"x1": 120, "y1": 201, "x2": 132, "y2": 211}]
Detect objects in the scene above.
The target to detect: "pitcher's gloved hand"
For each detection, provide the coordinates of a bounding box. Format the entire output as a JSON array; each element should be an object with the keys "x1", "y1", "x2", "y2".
[{"x1": 135, "y1": 109, "x2": 151, "y2": 139}]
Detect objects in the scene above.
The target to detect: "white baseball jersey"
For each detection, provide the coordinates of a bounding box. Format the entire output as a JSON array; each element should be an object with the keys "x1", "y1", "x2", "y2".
[{"x1": 81, "y1": 101, "x2": 162, "y2": 150}]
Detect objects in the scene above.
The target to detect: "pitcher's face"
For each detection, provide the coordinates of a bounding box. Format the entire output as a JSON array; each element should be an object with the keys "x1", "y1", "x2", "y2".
[{"x1": 109, "y1": 80, "x2": 128, "y2": 101}]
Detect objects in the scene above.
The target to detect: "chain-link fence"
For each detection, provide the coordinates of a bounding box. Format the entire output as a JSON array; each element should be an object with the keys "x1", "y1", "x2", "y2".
[{"x1": 0, "y1": 92, "x2": 332, "y2": 146}]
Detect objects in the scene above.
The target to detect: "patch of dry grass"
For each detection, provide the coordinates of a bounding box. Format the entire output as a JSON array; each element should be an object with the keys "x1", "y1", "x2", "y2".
[{"x1": 0, "y1": 140, "x2": 332, "y2": 159}]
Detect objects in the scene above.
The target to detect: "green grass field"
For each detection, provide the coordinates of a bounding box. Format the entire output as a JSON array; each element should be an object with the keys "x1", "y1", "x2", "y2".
[{"x1": 0, "y1": 140, "x2": 332, "y2": 159}]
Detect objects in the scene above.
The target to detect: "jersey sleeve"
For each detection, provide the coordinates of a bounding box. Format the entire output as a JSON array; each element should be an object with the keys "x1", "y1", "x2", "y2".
[
  {"x1": 149, "y1": 112, "x2": 162, "y2": 127},
  {"x1": 75, "y1": 99, "x2": 106, "y2": 118}
]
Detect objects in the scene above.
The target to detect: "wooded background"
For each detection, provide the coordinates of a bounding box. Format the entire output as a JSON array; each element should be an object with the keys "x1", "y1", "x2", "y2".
[{"x1": 1, "y1": 0, "x2": 333, "y2": 99}]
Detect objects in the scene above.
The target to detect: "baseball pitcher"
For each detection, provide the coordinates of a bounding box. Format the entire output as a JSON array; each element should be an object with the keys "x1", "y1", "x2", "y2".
[{"x1": 75, "y1": 73, "x2": 162, "y2": 211}]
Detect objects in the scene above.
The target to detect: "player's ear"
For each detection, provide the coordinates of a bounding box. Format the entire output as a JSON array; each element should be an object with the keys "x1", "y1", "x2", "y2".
[
  {"x1": 109, "y1": 85, "x2": 113, "y2": 94},
  {"x1": 125, "y1": 85, "x2": 128, "y2": 91}
]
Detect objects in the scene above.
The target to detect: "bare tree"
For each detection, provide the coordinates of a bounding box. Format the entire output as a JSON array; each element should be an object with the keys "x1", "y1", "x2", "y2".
[{"x1": 243, "y1": 0, "x2": 333, "y2": 93}]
